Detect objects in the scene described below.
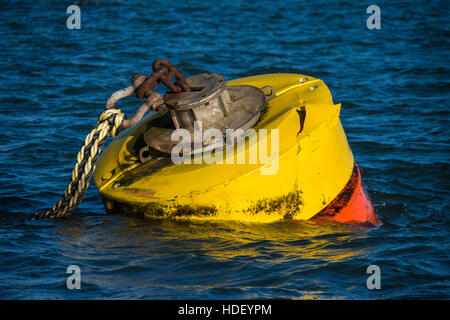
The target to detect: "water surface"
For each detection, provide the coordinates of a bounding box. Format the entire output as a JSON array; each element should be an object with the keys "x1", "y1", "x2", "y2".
[{"x1": 0, "y1": 0, "x2": 448, "y2": 299}]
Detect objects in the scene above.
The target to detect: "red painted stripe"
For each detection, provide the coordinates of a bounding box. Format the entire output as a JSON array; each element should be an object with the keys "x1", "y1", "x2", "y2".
[{"x1": 312, "y1": 163, "x2": 380, "y2": 225}]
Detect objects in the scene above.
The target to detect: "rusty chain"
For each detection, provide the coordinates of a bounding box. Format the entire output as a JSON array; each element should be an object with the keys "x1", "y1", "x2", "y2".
[
  {"x1": 106, "y1": 58, "x2": 190, "y2": 128},
  {"x1": 132, "y1": 58, "x2": 191, "y2": 101}
]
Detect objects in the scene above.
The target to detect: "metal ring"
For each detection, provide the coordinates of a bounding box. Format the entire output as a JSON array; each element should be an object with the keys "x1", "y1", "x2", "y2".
[{"x1": 261, "y1": 85, "x2": 276, "y2": 102}]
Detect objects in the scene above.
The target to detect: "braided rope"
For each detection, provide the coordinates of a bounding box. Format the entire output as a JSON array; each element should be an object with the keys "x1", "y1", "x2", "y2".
[{"x1": 31, "y1": 108, "x2": 125, "y2": 220}]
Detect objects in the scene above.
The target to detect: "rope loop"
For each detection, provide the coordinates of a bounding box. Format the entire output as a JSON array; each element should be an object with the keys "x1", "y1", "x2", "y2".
[
  {"x1": 98, "y1": 108, "x2": 125, "y2": 137},
  {"x1": 30, "y1": 109, "x2": 126, "y2": 221}
]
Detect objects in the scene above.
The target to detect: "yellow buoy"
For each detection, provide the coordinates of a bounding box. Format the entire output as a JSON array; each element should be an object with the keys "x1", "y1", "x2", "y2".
[{"x1": 94, "y1": 73, "x2": 375, "y2": 224}]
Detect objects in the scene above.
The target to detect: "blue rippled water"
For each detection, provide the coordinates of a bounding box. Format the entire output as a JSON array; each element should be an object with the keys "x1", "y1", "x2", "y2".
[{"x1": 0, "y1": 0, "x2": 448, "y2": 299}]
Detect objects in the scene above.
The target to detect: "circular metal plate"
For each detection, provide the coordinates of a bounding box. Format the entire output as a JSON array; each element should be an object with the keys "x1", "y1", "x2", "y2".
[{"x1": 144, "y1": 84, "x2": 266, "y2": 155}]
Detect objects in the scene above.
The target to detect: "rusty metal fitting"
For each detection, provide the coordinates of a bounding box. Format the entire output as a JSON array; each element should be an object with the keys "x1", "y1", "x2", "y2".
[
  {"x1": 133, "y1": 67, "x2": 167, "y2": 99},
  {"x1": 105, "y1": 59, "x2": 190, "y2": 132},
  {"x1": 105, "y1": 74, "x2": 147, "y2": 109},
  {"x1": 152, "y1": 58, "x2": 191, "y2": 93},
  {"x1": 122, "y1": 92, "x2": 164, "y2": 129}
]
